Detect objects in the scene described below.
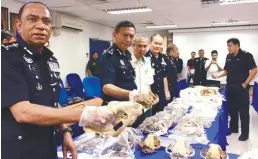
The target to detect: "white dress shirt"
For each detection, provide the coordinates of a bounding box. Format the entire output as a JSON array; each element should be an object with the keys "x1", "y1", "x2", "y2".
[{"x1": 131, "y1": 54, "x2": 154, "y2": 94}]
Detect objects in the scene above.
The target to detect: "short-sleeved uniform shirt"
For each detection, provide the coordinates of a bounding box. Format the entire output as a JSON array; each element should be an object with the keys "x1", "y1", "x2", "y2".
[
  {"x1": 100, "y1": 43, "x2": 137, "y2": 102},
  {"x1": 194, "y1": 57, "x2": 209, "y2": 77},
  {"x1": 86, "y1": 59, "x2": 99, "y2": 76},
  {"x1": 224, "y1": 49, "x2": 257, "y2": 84},
  {"x1": 187, "y1": 58, "x2": 195, "y2": 74},
  {"x1": 145, "y1": 50, "x2": 168, "y2": 98},
  {"x1": 1, "y1": 36, "x2": 61, "y2": 159}
]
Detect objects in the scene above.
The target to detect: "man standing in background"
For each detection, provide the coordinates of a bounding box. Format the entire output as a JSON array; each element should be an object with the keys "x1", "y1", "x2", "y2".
[
  {"x1": 205, "y1": 50, "x2": 223, "y2": 87},
  {"x1": 145, "y1": 34, "x2": 170, "y2": 114},
  {"x1": 194, "y1": 49, "x2": 208, "y2": 86},
  {"x1": 166, "y1": 46, "x2": 179, "y2": 101},
  {"x1": 176, "y1": 53, "x2": 183, "y2": 78},
  {"x1": 86, "y1": 52, "x2": 99, "y2": 77},
  {"x1": 213, "y1": 38, "x2": 257, "y2": 141},
  {"x1": 187, "y1": 51, "x2": 196, "y2": 86}
]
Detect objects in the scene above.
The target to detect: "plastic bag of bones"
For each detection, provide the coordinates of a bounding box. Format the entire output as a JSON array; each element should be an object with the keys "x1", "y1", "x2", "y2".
[
  {"x1": 99, "y1": 127, "x2": 144, "y2": 159},
  {"x1": 75, "y1": 128, "x2": 143, "y2": 158},
  {"x1": 138, "y1": 112, "x2": 174, "y2": 134}
]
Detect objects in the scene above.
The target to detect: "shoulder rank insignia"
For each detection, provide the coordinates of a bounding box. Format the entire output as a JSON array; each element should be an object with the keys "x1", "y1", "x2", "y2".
[{"x1": 1, "y1": 42, "x2": 19, "y2": 50}]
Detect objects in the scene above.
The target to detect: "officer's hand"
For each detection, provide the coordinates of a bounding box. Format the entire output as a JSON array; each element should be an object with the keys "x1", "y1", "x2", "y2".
[
  {"x1": 165, "y1": 91, "x2": 171, "y2": 101},
  {"x1": 79, "y1": 106, "x2": 115, "y2": 127},
  {"x1": 129, "y1": 89, "x2": 140, "y2": 102},
  {"x1": 63, "y1": 132, "x2": 77, "y2": 159},
  {"x1": 212, "y1": 74, "x2": 218, "y2": 79},
  {"x1": 242, "y1": 83, "x2": 247, "y2": 89}
]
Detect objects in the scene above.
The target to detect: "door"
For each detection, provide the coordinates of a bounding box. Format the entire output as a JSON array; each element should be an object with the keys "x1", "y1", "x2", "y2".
[{"x1": 89, "y1": 39, "x2": 111, "y2": 60}]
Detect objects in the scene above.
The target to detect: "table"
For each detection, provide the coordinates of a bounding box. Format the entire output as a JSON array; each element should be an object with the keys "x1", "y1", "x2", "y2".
[
  {"x1": 252, "y1": 82, "x2": 258, "y2": 113},
  {"x1": 57, "y1": 88, "x2": 238, "y2": 159},
  {"x1": 176, "y1": 79, "x2": 188, "y2": 97}
]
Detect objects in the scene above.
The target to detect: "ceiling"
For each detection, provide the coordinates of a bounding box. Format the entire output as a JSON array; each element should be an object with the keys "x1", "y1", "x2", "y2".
[{"x1": 14, "y1": 0, "x2": 258, "y2": 32}]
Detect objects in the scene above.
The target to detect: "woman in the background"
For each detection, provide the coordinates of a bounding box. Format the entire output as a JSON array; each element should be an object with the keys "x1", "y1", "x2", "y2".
[{"x1": 86, "y1": 52, "x2": 99, "y2": 77}]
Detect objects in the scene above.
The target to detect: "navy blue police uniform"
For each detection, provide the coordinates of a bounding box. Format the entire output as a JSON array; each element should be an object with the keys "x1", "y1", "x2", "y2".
[
  {"x1": 165, "y1": 56, "x2": 178, "y2": 101},
  {"x1": 145, "y1": 50, "x2": 168, "y2": 115},
  {"x1": 194, "y1": 57, "x2": 208, "y2": 86},
  {"x1": 1, "y1": 35, "x2": 61, "y2": 159},
  {"x1": 100, "y1": 43, "x2": 137, "y2": 102},
  {"x1": 224, "y1": 49, "x2": 257, "y2": 135},
  {"x1": 99, "y1": 44, "x2": 149, "y2": 127}
]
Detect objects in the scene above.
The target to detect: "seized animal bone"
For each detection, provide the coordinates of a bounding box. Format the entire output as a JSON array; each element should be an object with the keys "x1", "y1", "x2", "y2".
[
  {"x1": 200, "y1": 88, "x2": 217, "y2": 96},
  {"x1": 139, "y1": 134, "x2": 161, "y2": 153},
  {"x1": 201, "y1": 144, "x2": 227, "y2": 159},
  {"x1": 84, "y1": 101, "x2": 144, "y2": 137},
  {"x1": 136, "y1": 90, "x2": 159, "y2": 109},
  {"x1": 166, "y1": 138, "x2": 195, "y2": 158}
]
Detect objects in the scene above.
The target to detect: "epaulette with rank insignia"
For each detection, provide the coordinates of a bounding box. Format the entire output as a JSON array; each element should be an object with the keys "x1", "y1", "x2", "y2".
[
  {"x1": 1, "y1": 42, "x2": 19, "y2": 51},
  {"x1": 104, "y1": 47, "x2": 115, "y2": 58}
]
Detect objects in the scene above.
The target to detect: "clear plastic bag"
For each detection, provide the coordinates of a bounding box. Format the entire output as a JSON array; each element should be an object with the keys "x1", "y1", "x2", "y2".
[{"x1": 99, "y1": 128, "x2": 143, "y2": 159}]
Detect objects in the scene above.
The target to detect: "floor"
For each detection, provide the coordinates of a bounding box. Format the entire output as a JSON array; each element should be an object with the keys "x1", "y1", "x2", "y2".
[{"x1": 227, "y1": 87, "x2": 258, "y2": 155}]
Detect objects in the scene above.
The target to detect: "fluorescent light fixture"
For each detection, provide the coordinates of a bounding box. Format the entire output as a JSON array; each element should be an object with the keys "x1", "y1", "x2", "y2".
[
  {"x1": 212, "y1": 20, "x2": 251, "y2": 26},
  {"x1": 145, "y1": 25, "x2": 178, "y2": 29},
  {"x1": 220, "y1": 0, "x2": 258, "y2": 5},
  {"x1": 105, "y1": 6, "x2": 152, "y2": 15}
]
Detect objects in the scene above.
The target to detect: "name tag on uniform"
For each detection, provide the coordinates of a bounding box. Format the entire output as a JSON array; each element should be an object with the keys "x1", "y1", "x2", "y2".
[{"x1": 48, "y1": 62, "x2": 60, "y2": 72}]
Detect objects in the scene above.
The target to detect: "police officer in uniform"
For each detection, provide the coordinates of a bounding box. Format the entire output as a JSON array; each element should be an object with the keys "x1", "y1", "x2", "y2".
[
  {"x1": 213, "y1": 38, "x2": 257, "y2": 141},
  {"x1": 194, "y1": 49, "x2": 209, "y2": 86},
  {"x1": 145, "y1": 34, "x2": 170, "y2": 114},
  {"x1": 165, "y1": 45, "x2": 179, "y2": 100},
  {"x1": 99, "y1": 21, "x2": 139, "y2": 103},
  {"x1": 1, "y1": 2, "x2": 114, "y2": 159},
  {"x1": 86, "y1": 52, "x2": 99, "y2": 77}
]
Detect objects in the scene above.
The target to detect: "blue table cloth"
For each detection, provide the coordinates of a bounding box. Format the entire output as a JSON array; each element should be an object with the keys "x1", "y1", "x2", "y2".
[
  {"x1": 252, "y1": 82, "x2": 258, "y2": 113},
  {"x1": 177, "y1": 79, "x2": 188, "y2": 97}
]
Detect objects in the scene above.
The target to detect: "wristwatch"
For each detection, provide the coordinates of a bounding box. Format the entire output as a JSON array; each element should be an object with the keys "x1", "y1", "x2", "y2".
[{"x1": 61, "y1": 127, "x2": 73, "y2": 135}]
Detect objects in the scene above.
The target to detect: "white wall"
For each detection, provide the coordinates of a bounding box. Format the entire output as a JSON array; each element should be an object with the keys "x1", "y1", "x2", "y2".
[
  {"x1": 173, "y1": 29, "x2": 258, "y2": 85},
  {"x1": 1, "y1": 0, "x2": 113, "y2": 83}
]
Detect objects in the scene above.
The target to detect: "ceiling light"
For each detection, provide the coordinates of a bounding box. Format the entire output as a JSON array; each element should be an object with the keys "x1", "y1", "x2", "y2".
[
  {"x1": 105, "y1": 6, "x2": 152, "y2": 15},
  {"x1": 220, "y1": 0, "x2": 258, "y2": 5},
  {"x1": 212, "y1": 19, "x2": 251, "y2": 26},
  {"x1": 145, "y1": 25, "x2": 178, "y2": 29}
]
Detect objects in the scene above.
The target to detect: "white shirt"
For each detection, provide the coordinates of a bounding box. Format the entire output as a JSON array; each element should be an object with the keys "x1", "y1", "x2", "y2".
[
  {"x1": 131, "y1": 54, "x2": 154, "y2": 94},
  {"x1": 205, "y1": 60, "x2": 223, "y2": 81}
]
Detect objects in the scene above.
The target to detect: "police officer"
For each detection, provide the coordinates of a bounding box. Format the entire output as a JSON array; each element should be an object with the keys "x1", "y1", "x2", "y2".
[
  {"x1": 86, "y1": 52, "x2": 99, "y2": 77},
  {"x1": 145, "y1": 34, "x2": 170, "y2": 114},
  {"x1": 194, "y1": 49, "x2": 209, "y2": 86},
  {"x1": 165, "y1": 45, "x2": 179, "y2": 100},
  {"x1": 99, "y1": 20, "x2": 140, "y2": 103},
  {"x1": 213, "y1": 38, "x2": 257, "y2": 141},
  {"x1": 1, "y1": 2, "x2": 114, "y2": 159}
]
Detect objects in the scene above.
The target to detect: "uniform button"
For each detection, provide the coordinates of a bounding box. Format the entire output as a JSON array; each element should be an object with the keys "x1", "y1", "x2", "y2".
[
  {"x1": 51, "y1": 74, "x2": 53, "y2": 77},
  {"x1": 158, "y1": 84, "x2": 159, "y2": 86},
  {"x1": 36, "y1": 76, "x2": 39, "y2": 79},
  {"x1": 158, "y1": 78, "x2": 160, "y2": 80},
  {"x1": 55, "y1": 103, "x2": 58, "y2": 106},
  {"x1": 18, "y1": 136, "x2": 22, "y2": 140},
  {"x1": 53, "y1": 88, "x2": 56, "y2": 92},
  {"x1": 158, "y1": 91, "x2": 159, "y2": 93},
  {"x1": 54, "y1": 131, "x2": 56, "y2": 135},
  {"x1": 123, "y1": 71, "x2": 125, "y2": 74}
]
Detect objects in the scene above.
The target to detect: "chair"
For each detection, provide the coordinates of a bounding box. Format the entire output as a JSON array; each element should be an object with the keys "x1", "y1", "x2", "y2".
[
  {"x1": 59, "y1": 80, "x2": 68, "y2": 106},
  {"x1": 83, "y1": 76, "x2": 102, "y2": 99},
  {"x1": 66, "y1": 73, "x2": 85, "y2": 99}
]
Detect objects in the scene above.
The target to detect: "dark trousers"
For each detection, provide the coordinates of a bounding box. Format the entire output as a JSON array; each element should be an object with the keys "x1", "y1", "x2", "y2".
[
  {"x1": 187, "y1": 75, "x2": 194, "y2": 86},
  {"x1": 206, "y1": 80, "x2": 221, "y2": 88},
  {"x1": 194, "y1": 76, "x2": 206, "y2": 86},
  {"x1": 226, "y1": 84, "x2": 250, "y2": 135}
]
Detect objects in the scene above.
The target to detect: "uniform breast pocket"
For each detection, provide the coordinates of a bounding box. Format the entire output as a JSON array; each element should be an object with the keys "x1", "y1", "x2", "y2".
[{"x1": 118, "y1": 66, "x2": 134, "y2": 80}]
